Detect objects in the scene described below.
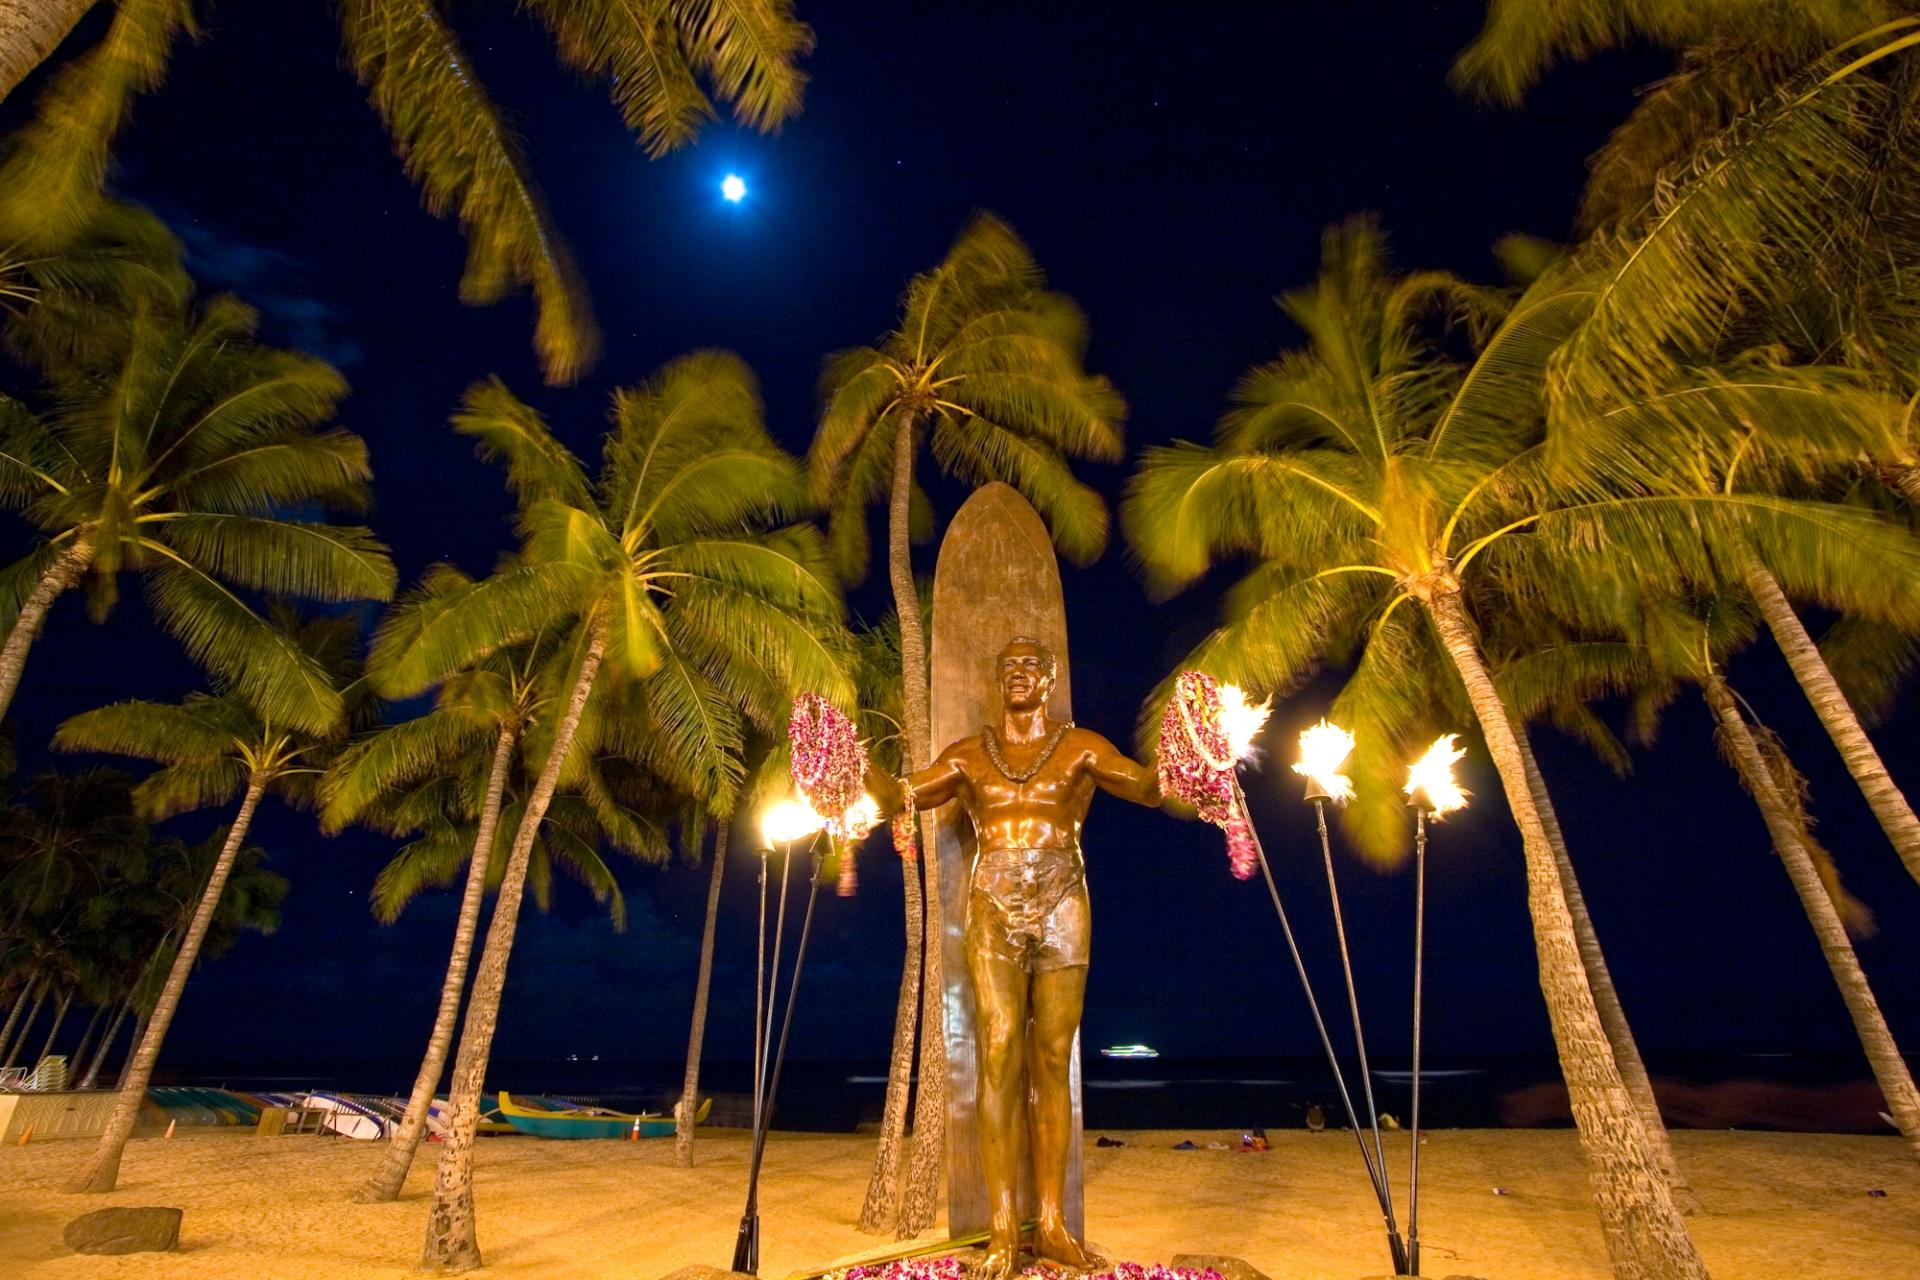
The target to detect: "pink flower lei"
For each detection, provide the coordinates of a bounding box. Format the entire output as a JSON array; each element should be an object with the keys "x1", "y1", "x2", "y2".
[
  {"x1": 1158, "y1": 671, "x2": 1257, "y2": 879},
  {"x1": 831, "y1": 1260, "x2": 1226, "y2": 1280},
  {"x1": 789, "y1": 694, "x2": 866, "y2": 835}
]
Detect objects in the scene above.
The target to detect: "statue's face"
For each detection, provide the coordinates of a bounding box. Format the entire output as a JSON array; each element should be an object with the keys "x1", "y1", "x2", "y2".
[{"x1": 997, "y1": 641, "x2": 1055, "y2": 712}]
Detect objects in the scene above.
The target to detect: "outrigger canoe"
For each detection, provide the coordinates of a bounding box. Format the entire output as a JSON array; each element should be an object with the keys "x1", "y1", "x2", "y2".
[{"x1": 496, "y1": 1090, "x2": 710, "y2": 1139}]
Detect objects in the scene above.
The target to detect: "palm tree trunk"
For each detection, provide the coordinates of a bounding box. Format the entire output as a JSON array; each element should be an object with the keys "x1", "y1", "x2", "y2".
[
  {"x1": 1701, "y1": 673, "x2": 1920, "y2": 1161},
  {"x1": 1513, "y1": 724, "x2": 1701, "y2": 1214},
  {"x1": 0, "y1": 985, "x2": 25, "y2": 1065},
  {"x1": 0, "y1": 978, "x2": 45, "y2": 1067},
  {"x1": 80, "y1": 1000, "x2": 130, "y2": 1088},
  {"x1": 1743, "y1": 559, "x2": 1920, "y2": 887},
  {"x1": 69, "y1": 1002, "x2": 106, "y2": 1073},
  {"x1": 0, "y1": 537, "x2": 92, "y2": 724},
  {"x1": 67, "y1": 776, "x2": 269, "y2": 1193},
  {"x1": 675, "y1": 818, "x2": 728, "y2": 1167},
  {"x1": 1425, "y1": 586, "x2": 1708, "y2": 1280},
  {"x1": 356, "y1": 721, "x2": 520, "y2": 1204},
  {"x1": 885, "y1": 415, "x2": 948, "y2": 1237},
  {"x1": 35, "y1": 989, "x2": 71, "y2": 1064},
  {"x1": 0, "y1": 0, "x2": 97, "y2": 103},
  {"x1": 858, "y1": 841, "x2": 922, "y2": 1232},
  {"x1": 422, "y1": 618, "x2": 606, "y2": 1274},
  {"x1": 114, "y1": 1014, "x2": 145, "y2": 1090}
]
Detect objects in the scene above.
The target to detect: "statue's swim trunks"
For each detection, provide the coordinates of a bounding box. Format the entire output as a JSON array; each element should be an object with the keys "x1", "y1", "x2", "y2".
[{"x1": 966, "y1": 845, "x2": 1090, "y2": 973}]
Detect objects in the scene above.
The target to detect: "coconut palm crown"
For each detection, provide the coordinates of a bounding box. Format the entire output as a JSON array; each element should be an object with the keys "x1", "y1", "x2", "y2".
[{"x1": 0, "y1": 293, "x2": 394, "y2": 731}]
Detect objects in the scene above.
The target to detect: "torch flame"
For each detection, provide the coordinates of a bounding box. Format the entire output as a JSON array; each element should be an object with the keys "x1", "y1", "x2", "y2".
[
  {"x1": 1218, "y1": 683, "x2": 1272, "y2": 763},
  {"x1": 1405, "y1": 734, "x2": 1469, "y2": 815},
  {"x1": 841, "y1": 792, "x2": 882, "y2": 840},
  {"x1": 1292, "y1": 719, "x2": 1356, "y2": 803},
  {"x1": 761, "y1": 796, "x2": 827, "y2": 847}
]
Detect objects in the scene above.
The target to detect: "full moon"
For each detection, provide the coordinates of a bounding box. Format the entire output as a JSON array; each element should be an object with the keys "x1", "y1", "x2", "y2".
[{"x1": 721, "y1": 174, "x2": 747, "y2": 203}]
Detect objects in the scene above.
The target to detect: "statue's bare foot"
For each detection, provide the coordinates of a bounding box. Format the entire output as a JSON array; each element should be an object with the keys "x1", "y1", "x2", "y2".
[
  {"x1": 1033, "y1": 1219, "x2": 1100, "y2": 1272},
  {"x1": 976, "y1": 1235, "x2": 1021, "y2": 1280}
]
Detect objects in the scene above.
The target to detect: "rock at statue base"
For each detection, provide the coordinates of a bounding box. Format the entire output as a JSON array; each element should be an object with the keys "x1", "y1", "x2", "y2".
[
  {"x1": 63, "y1": 1207, "x2": 182, "y2": 1255},
  {"x1": 658, "y1": 1266, "x2": 755, "y2": 1280},
  {"x1": 1171, "y1": 1255, "x2": 1268, "y2": 1280}
]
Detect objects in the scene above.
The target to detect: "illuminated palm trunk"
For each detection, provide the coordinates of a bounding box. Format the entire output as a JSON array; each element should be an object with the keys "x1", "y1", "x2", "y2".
[
  {"x1": 1425, "y1": 585, "x2": 1708, "y2": 1280},
  {"x1": 1743, "y1": 560, "x2": 1920, "y2": 889},
  {"x1": 887, "y1": 416, "x2": 948, "y2": 1237},
  {"x1": 1514, "y1": 725, "x2": 1700, "y2": 1214},
  {"x1": 859, "y1": 847, "x2": 922, "y2": 1231},
  {"x1": 0, "y1": 0, "x2": 97, "y2": 102},
  {"x1": 67, "y1": 777, "x2": 269, "y2": 1194},
  {"x1": 0, "y1": 537, "x2": 92, "y2": 724},
  {"x1": 357, "y1": 721, "x2": 519, "y2": 1204},
  {"x1": 1701, "y1": 673, "x2": 1920, "y2": 1162},
  {"x1": 676, "y1": 818, "x2": 729, "y2": 1166},
  {"x1": 421, "y1": 619, "x2": 606, "y2": 1274}
]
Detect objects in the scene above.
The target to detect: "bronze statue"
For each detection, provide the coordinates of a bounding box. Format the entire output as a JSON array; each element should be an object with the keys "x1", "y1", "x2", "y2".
[{"x1": 871, "y1": 637, "x2": 1162, "y2": 1277}]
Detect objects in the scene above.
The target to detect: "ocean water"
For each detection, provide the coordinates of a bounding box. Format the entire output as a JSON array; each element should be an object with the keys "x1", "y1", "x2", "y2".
[{"x1": 164, "y1": 1052, "x2": 1899, "y2": 1137}]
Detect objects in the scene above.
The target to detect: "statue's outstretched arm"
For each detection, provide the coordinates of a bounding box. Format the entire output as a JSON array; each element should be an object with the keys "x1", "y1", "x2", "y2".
[
  {"x1": 868, "y1": 743, "x2": 968, "y2": 815},
  {"x1": 1082, "y1": 731, "x2": 1163, "y2": 807}
]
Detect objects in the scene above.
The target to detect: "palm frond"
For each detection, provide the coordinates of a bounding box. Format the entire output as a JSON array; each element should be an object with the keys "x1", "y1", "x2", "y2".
[
  {"x1": 673, "y1": 0, "x2": 813, "y2": 133},
  {"x1": 155, "y1": 515, "x2": 395, "y2": 602},
  {"x1": 338, "y1": 0, "x2": 599, "y2": 384},
  {"x1": 0, "y1": 0, "x2": 193, "y2": 246},
  {"x1": 320, "y1": 709, "x2": 491, "y2": 830},
  {"x1": 142, "y1": 562, "x2": 345, "y2": 733},
  {"x1": 52, "y1": 698, "x2": 239, "y2": 764},
  {"x1": 452, "y1": 376, "x2": 594, "y2": 509}
]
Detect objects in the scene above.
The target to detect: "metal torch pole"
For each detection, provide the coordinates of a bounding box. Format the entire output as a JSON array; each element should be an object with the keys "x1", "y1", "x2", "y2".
[
  {"x1": 732, "y1": 836, "x2": 827, "y2": 1275},
  {"x1": 1408, "y1": 806, "x2": 1427, "y2": 1277},
  {"x1": 734, "y1": 839, "x2": 797, "y2": 1275},
  {"x1": 1313, "y1": 788, "x2": 1400, "y2": 1265},
  {"x1": 753, "y1": 849, "x2": 769, "y2": 1141},
  {"x1": 1233, "y1": 778, "x2": 1406, "y2": 1275}
]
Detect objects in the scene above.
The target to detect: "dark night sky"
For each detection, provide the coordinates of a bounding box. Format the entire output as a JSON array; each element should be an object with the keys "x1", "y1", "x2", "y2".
[{"x1": 5, "y1": 2, "x2": 1918, "y2": 1085}]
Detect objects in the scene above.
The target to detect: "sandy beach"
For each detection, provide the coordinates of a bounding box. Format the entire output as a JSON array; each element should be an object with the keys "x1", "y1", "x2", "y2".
[{"x1": 0, "y1": 1127, "x2": 1913, "y2": 1278}]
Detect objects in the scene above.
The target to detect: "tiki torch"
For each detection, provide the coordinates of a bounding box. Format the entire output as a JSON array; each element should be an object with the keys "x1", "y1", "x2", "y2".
[
  {"x1": 1402, "y1": 735, "x2": 1468, "y2": 1278},
  {"x1": 1291, "y1": 718, "x2": 1402, "y2": 1267},
  {"x1": 1164, "y1": 677, "x2": 1407, "y2": 1276},
  {"x1": 734, "y1": 798, "x2": 825, "y2": 1275}
]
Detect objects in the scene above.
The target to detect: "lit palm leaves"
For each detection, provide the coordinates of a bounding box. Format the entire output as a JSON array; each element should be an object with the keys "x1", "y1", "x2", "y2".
[{"x1": 0, "y1": 297, "x2": 393, "y2": 731}]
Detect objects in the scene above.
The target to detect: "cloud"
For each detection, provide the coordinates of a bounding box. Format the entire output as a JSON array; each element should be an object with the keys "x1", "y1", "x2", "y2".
[{"x1": 157, "y1": 209, "x2": 366, "y2": 369}]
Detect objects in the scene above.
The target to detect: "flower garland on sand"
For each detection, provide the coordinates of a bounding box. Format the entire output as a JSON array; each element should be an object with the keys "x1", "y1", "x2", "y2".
[
  {"x1": 1158, "y1": 671, "x2": 1256, "y2": 879},
  {"x1": 831, "y1": 1260, "x2": 1227, "y2": 1280}
]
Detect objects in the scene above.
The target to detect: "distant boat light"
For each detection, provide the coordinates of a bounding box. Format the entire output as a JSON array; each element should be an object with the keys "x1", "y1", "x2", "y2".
[
  {"x1": 721, "y1": 173, "x2": 748, "y2": 203},
  {"x1": 1100, "y1": 1043, "x2": 1159, "y2": 1059}
]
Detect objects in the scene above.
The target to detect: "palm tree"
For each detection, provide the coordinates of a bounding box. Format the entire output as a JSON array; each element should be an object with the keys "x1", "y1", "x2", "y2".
[
  {"x1": 326, "y1": 586, "x2": 662, "y2": 1203},
  {"x1": 1490, "y1": 591, "x2": 1920, "y2": 1161},
  {"x1": 0, "y1": 291, "x2": 394, "y2": 729},
  {"x1": 1122, "y1": 220, "x2": 1920, "y2": 1279},
  {"x1": 1455, "y1": 6, "x2": 1920, "y2": 891},
  {"x1": 0, "y1": 0, "x2": 812, "y2": 383},
  {"x1": 809, "y1": 211, "x2": 1124, "y2": 1233},
  {"x1": 367, "y1": 357, "x2": 850, "y2": 1272},
  {"x1": 52, "y1": 611, "x2": 357, "y2": 1192}
]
